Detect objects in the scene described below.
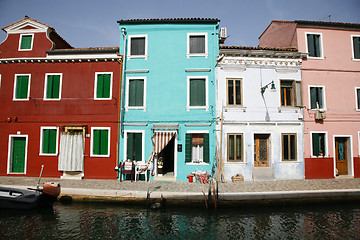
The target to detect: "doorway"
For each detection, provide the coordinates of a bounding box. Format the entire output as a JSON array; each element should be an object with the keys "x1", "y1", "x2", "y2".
[
  {"x1": 8, "y1": 136, "x2": 27, "y2": 174},
  {"x1": 335, "y1": 137, "x2": 350, "y2": 176},
  {"x1": 158, "y1": 137, "x2": 175, "y2": 176},
  {"x1": 254, "y1": 134, "x2": 270, "y2": 167}
]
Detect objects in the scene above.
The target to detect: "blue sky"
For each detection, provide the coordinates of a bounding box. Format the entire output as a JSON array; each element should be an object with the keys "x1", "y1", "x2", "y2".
[{"x1": 0, "y1": 0, "x2": 359, "y2": 48}]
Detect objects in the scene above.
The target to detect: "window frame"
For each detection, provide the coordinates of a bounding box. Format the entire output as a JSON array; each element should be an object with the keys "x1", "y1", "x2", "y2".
[
  {"x1": 227, "y1": 133, "x2": 244, "y2": 163},
  {"x1": 281, "y1": 133, "x2": 297, "y2": 161},
  {"x1": 310, "y1": 131, "x2": 328, "y2": 158},
  {"x1": 308, "y1": 85, "x2": 326, "y2": 110},
  {"x1": 125, "y1": 76, "x2": 147, "y2": 111},
  {"x1": 18, "y1": 34, "x2": 34, "y2": 51},
  {"x1": 227, "y1": 78, "x2": 243, "y2": 106},
  {"x1": 123, "y1": 130, "x2": 145, "y2": 163},
  {"x1": 90, "y1": 127, "x2": 111, "y2": 157},
  {"x1": 127, "y1": 34, "x2": 148, "y2": 60},
  {"x1": 187, "y1": 76, "x2": 209, "y2": 111},
  {"x1": 187, "y1": 33, "x2": 208, "y2": 58},
  {"x1": 94, "y1": 72, "x2": 113, "y2": 100},
  {"x1": 305, "y1": 32, "x2": 324, "y2": 59},
  {"x1": 44, "y1": 73, "x2": 62, "y2": 101},
  {"x1": 39, "y1": 127, "x2": 59, "y2": 156},
  {"x1": 351, "y1": 35, "x2": 360, "y2": 61},
  {"x1": 185, "y1": 130, "x2": 210, "y2": 165},
  {"x1": 13, "y1": 74, "x2": 31, "y2": 101},
  {"x1": 356, "y1": 87, "x2": 360, "y2": 111}
]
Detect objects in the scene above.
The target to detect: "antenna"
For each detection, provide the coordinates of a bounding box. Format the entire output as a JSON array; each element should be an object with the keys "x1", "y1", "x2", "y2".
[{"x1": 316, "y1": 15, "x2": 332, "y2": 22}]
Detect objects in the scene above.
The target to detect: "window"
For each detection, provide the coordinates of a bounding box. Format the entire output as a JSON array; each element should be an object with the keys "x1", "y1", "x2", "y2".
[
  {"x1": 312, "y1": 132, "x2": 326, "y2": 157},
  {"x1": 13, "y1": 74, "x2": 31, "y2": 100},
  {"x1": 126, "y1": 132, "x2": 143, "y2": 162},
  {"x1": 227, "y1": 79, "x2": 242, "y2": 106},
  {"x1": 91, "y1": 128, "x2": 110, "y2": 157},
  {"x1": 126, "y1": 77, "x2": 146, "y2": 109},
  {"x1": 128, "y1": 35, "x2": 147, "y2": 59},
  {"x1": 187, "y1": 76, "x2": 208, "y2": 110},
  {"x1": 309, "y1": 86, "x2": 325, "y2": 109},
  {"x1": 95, "y1": 72, "x2": 112, "y2": 100},
  {"x1": 356, "y1": 88, "x2": 360, "y2": 111},
  {"x1": 185, "y1": 133, "x2": 209, "y2": 164},
  {"x1": 282, "y1": 134, "x2": 297, "y2": 161},
  {"x1": 19, "y1": 34, "x2": 33, "y2": 51},
  {"x1": 40, "y1": 127, "x2": 58, "y2": 155},
  {"x1": 352, "y1": 36, "x2": 360, "y2": 60},
  {"x1": 280, "y1": 80, "x2": 302, "y2": 107},
  {"x1": 306, "y1": 33, "x2": 322, "y2": 58},
  {"x1": 187, "y1": 33, "x2": 208, "y2": 58},
  {"x1": 44, "y1": 74, "x2": 62, "y2": 100},
  {"x1": 227, "y1": 134, "x2": 243, "y2": 162}
]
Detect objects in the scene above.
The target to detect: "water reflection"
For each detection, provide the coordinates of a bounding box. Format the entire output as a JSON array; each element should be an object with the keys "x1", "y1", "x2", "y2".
[{"x1": 0, "y1": 202, "x2": 359, "y2": 239}]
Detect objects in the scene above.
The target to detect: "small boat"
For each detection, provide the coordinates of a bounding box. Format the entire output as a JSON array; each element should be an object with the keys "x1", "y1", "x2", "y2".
[{"x1": 0, "y1": 182, "x2": 61, "y2": 210}]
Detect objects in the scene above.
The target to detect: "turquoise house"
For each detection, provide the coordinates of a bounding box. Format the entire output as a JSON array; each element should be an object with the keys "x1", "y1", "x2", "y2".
[{"x1": 117, "y1": 18, "x2": 220, "y2": 181}]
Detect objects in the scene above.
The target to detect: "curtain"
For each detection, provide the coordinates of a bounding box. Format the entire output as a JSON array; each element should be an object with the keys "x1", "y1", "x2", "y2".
[
  {"x1": 190, "y1": 35, "x2": 205, "y2": 54},
  {"x1": 131, "y1": 37, "x2": 145, "y2": 55},
  {"x1": 58, "y1": 132, "x2": 84, "y2": 171}
]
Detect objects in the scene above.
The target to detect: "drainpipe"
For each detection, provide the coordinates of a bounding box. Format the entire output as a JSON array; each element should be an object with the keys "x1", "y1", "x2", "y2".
[{"x1": 120, "y1": 27, "x2": 127, "y2": 136}]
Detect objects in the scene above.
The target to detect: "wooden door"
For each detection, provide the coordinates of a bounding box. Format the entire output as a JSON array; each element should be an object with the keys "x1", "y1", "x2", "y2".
[
  {"x1": 335, "y1": 137, "x2": 348, "y2": 175},
  {"x1": 254, "y1": 135, "x2": 269, "y2": 167}
]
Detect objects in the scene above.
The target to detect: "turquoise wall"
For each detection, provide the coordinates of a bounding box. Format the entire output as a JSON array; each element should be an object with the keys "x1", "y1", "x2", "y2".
[{"x1": 118, "y1": 21, "x2": 219, "y2": 181}]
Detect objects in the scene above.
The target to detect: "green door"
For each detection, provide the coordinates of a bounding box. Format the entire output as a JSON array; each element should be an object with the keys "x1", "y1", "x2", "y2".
[{"x1": 11, "y1": 137, "x2": 26, "y2": 173}]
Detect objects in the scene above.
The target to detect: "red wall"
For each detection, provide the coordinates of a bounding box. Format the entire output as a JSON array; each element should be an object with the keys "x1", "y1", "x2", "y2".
[
  {"x1": 0, "y1": 60, "x2": 121, "y2": 179},
  {"x1": 305, "y1": 157, "x2": 334, "y2": 179},
  {"x1": 354, "y1": 157, "x2": 360, "y2": 178}
]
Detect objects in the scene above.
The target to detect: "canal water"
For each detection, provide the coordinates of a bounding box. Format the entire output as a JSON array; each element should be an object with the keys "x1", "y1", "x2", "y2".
[{"x1": 1, "y1": 202, "x2": 359, "y2": 239}]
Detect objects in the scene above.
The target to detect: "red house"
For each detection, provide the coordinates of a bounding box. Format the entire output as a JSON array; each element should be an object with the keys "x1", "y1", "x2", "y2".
[{"x1": 0, "y1": 17, "x2": 122, "y2": 179}]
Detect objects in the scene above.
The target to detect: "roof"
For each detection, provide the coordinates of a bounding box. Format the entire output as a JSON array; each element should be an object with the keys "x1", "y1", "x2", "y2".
[
  {"x1": 117, "y1": 18, "x2": 220, "y2": 24},
  {"x1": 295, "y1": 20, "x2": 360, "y2": 29},
  {"x1": 2, "y1": 16, "x2": 51, "y2": 31},
  {"x1": 47, "y1": 47, "x2": 119, "y2": 55},
  {"x1": 220, "y1": 46, "x2": 298, "y2": 52},
  {"x1": 220, "y1": 46, "x2": 307, "y2": 59}
]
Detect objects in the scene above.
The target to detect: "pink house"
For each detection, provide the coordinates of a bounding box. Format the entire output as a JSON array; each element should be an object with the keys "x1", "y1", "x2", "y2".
[{"x1": 259, "y1": 20, "x2": 360, "y2": 179}]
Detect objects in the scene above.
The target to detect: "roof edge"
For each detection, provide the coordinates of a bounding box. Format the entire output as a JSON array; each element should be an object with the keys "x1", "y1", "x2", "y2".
[
  {"x1": 47, "y1": 47, "x2": 120, "y2": 55},
  {"x1": 117, "y1": 18, "x2": 220, "y2": 24}
]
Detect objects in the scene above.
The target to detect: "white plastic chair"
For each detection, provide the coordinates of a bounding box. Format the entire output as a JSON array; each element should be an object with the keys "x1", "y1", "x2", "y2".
[{"x1": 135, "y1": 164, "x2": 148, "y2": 182}]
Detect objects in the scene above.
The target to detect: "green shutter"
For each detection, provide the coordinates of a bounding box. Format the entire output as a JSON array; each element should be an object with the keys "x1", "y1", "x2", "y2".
[
  {"x1": 185, "y1": 133, "x2": 192, "y2": 163},
  {"x1": 52, "y1": 75, "x2": 60, "y2": 99},
  {"x1": 354, "y1": 37, "x2": 360, "y2": 59},
  {"x1": 314, "y1": 35, "x2": 321, "y2": 57},
  {"x1": 47, "y1": 75, "x2": 53, "y2": 98},
  {"x1": 103, "y1": 74, "x2": 111, "y2": 99},
  {"x1": 129, "y1": 79, "x2": 144, "y2": 106},
  {"x1": 49, "y1": 129, "x2": 57, "y2": 154},
  {"x1": 12, "y1": 137, "x2": 26, "y2": 173},
  {"x1": 100, "y1": 130, "x2": 108, "y2": 155},
  {"x1": 190, "y1": 79, "x2": 205, "y2": 106},
  {"x1": 97, "y1": 74, "x2": 104, "y2": 98},
  {"x1": 307, "y1": 34, "x2": 315, "y2": 57},
  {"x1": 134, "y1": 133, "x2": 142, "y2": 161},
  {"x1": 20, "y1": 35, "x2": 32, "y2": 50},
  {"x1": 43, "y1": 129, "x2": 50, "y2": 154},
  {"x1": 203, "y1": 133, "x2": 209, "y2": 163},
  {"x1": 93, "y1": 130, "x2": 100, "y2": 155},
  {"x1": 310, "y1": 87, "x2": 317, "y2": 109},
  {"x1": 127, "y1": 133, "x2": 134, "y2": 160},
  {"x1": 16, "y1": 76, "x2": 29, "y2": 99},
  {"x1": 312, "y1": 133, "x2": 320, "y2": 156}
]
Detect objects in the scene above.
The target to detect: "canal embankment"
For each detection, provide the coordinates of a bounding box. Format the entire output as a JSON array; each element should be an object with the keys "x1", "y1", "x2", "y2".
[{"x1": 1, "y1": 177, "x2": 360, "y2": 206}]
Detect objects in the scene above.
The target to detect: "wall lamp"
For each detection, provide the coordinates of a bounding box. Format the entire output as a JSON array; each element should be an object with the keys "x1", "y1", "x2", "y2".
[{"x1": 261, "y1": 80, "x2": 276, "y2": 95}]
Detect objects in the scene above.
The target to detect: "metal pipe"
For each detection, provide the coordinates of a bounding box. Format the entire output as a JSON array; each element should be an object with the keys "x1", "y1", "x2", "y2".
[{"x1": 120, "y1": 27, "x2": 127, "y2": 136}]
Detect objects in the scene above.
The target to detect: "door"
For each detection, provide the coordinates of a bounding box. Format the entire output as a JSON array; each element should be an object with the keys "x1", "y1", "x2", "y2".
[
  {"x1": 335, "y1": 137, "x2": 348, "y2": 175},
  {"x1": 10, "y1": 137, "x2": 26, "y2": 173},
  {"x1": 254, "y1": 134, "x2": 269, "y2": 167}
]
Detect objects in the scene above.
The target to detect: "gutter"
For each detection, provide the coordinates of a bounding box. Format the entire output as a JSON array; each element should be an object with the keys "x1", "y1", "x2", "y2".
[{"x1": 120, "y1": 28, "x2": 127, "y2": 136}]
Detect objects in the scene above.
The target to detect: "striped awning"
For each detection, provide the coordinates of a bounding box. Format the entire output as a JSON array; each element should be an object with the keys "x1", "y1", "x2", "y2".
[{"x1": 152, "y1": 131, "x2": 176, "y2": 154}]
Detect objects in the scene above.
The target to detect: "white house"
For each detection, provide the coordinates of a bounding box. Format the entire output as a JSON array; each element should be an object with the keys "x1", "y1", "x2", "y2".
[{"x1": 216, "y1": 46, "x2": 307, "y2": 181}]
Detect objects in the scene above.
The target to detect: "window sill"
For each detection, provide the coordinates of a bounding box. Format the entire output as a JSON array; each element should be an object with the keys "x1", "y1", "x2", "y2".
[
  {"x1": 278, "y1": 107, "x2": 301, "y2": 113},
  {"x1": 44, "y1": 98, "x2": 61, "y2": 101},
  {"x1": 225, "y1": 161, "x2": 246, "y2": 164},
  {"x1": 127, "y1": 55, "x2": 148, "y2": 60},
  {"x1": 186, "y1": 163, "x2": 209, "y2": 166},
  {"x1": 187, "y1": 106, "x2": 209, "y2": 111},
  {"x1": 40, "y1": 153, "x2": 58, "y2": 156},
  {"x1": 224, "y1": 106, "x2": 246, "y2": 112},
  {"x1": 13, "y1": 98, "x2": 30, "y2": 101},
  {"x1": 186, "y1": 53, "x2": 208, "y2": 59},
  {"x1": 351, "y1": 58, "x2": 360, "y2": 61},
  {"x1": 125, "y1": 106, "x2": 147, "y2": 112},
  {"x1": 307, "y1": 56, "x2": 324, "y2": 60},
  {"x1": 90, "y1": 154, "x2": 110, "y2": 158},
  {"x1": 279, "y1": 161, "x2": 301, "y2": 163},
  {"x1": 94, "y1": 98, "x2": 112, "y2": 101}
]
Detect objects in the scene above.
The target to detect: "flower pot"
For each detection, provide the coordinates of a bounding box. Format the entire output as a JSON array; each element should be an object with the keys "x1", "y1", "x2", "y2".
[{"x1": 188, "y1": 176, "x2": 193, "y2": 182}]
